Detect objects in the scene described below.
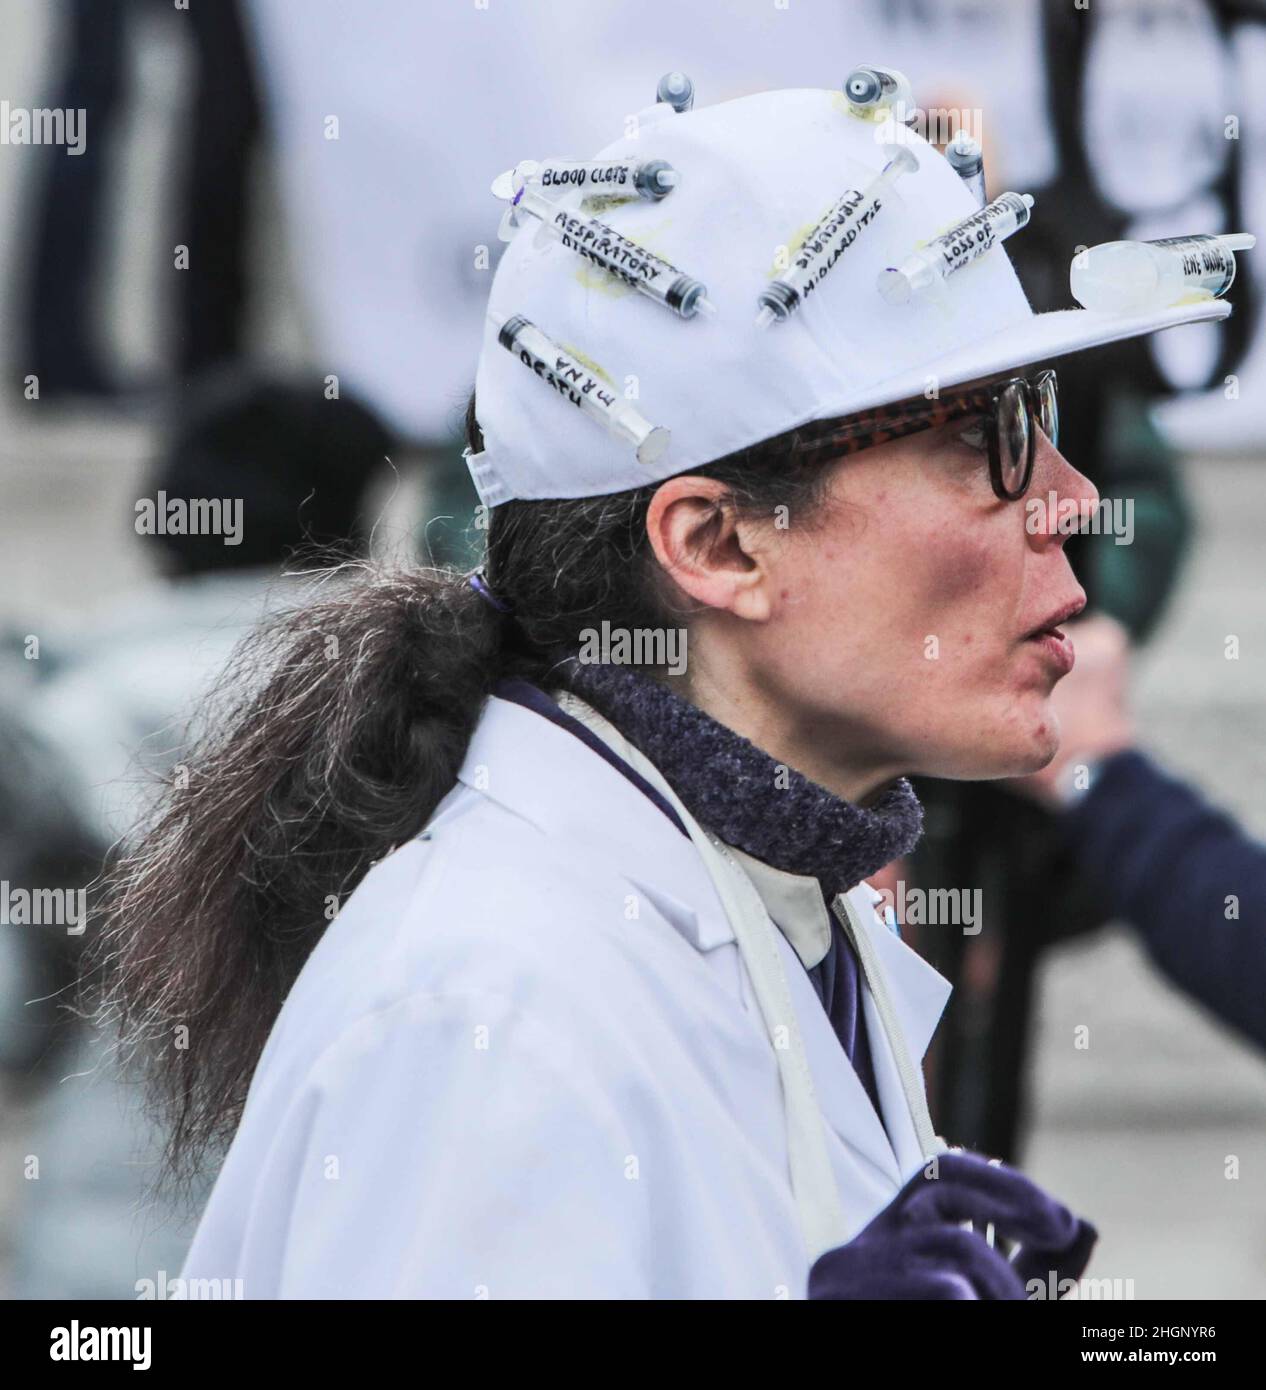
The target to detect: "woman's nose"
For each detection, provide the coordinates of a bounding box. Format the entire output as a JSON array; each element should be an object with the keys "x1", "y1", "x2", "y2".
[{"x1": 1024, "y1": 434, "x2": 1100, "y2": 545}]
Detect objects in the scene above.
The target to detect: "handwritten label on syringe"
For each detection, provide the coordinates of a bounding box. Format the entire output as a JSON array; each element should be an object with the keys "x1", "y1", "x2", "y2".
[
  {"x1": 1150, "y1": 236, "x2": 1237, "y2": 295},
  {"x1": 520, "y1": 346, "x2": 618, "y2": 409},
  {"x1": 935, "y1": 193, "x2": 1030, "y2": 274},
  {"x1": 550, "y1": 208, "x2": 670, "y2": 288},
  {"x1": 795, "y1": 191, "x2": 884, "y2": 298},
  {"x1": 938, "y1": 208, "x2": 1001, "y2": 270},
  {"x1": 542, "y1": 164, "x2": 631, "y2": 191}
]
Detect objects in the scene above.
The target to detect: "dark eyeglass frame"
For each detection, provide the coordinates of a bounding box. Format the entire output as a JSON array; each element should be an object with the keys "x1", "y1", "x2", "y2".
[{"x1": 784, "y1": 367, "x2": 1060, "y2": 502}]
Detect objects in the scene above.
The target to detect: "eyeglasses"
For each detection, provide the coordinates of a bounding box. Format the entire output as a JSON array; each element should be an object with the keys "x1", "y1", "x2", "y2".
[{"x1": 785, "y1": 368, "x2": 1060, "y2": 502}]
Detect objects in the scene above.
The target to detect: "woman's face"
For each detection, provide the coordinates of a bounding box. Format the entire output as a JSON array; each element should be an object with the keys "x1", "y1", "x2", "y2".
[{"x1": 742, "y1": 410, "x2": 1097, "y2": 788}]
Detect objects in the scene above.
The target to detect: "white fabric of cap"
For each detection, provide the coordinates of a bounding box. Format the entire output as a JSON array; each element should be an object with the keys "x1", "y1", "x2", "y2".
[{"x1": 468, "y1": 86, "x2": 1232, "y2": 507}]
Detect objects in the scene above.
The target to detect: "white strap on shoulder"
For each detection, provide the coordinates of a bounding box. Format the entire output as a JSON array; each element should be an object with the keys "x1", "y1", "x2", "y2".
[{"x1": 557, "y1": 692, "x2": 850, "y2": 1261}]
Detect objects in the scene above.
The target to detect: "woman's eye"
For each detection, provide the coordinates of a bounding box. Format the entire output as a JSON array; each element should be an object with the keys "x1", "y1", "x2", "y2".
[{"x1": 953, "y1": 417, "x2": 989, "y2": 453}]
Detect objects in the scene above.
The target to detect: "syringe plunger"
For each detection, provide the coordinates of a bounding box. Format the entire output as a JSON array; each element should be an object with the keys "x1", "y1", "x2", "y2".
[{"x1": 656, "y1": 71, "x2": 695, "y2": 112}]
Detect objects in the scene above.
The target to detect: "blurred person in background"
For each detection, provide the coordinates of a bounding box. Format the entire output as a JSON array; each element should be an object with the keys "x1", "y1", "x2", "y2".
[
  {"x1": 17, "y1": 0, "x2": 262, "y2": 402},
  {"x1": 870, "y1": 0, "x2": 1262, "y2": 1162},
  {"x1": 1, "y1": 376, "x2": 390, "y2": 1082},
  {"x1": 1013, "y1": 611, "x2": 1266, "y2": 1054}
]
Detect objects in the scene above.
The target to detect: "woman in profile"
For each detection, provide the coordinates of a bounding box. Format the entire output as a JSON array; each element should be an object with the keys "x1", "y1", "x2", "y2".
[{"x1": 96, "y1": 82, "x2": 1231, "y2": 1298}]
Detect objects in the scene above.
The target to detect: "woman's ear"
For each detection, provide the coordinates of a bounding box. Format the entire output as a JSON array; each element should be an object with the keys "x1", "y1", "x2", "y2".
[{"x1": 645, "y1": 476, "x2": 774, "y2": 622}]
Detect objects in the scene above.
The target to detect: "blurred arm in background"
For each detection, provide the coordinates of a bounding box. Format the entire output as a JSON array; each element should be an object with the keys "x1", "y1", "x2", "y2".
[{"x1": 1015, "y1": 614, "x2": 1266, "y2": 1053}]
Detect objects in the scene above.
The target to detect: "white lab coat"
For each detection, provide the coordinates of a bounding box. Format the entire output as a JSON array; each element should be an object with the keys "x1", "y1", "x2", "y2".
[{"x1": 181, "y1": 691, "x2": 952, "y2": 1298}]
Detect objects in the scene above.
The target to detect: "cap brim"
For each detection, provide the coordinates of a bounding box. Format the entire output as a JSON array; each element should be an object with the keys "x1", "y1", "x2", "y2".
[{"x1": 841, "y1": 299, "x2": 1233, "y2": 415}]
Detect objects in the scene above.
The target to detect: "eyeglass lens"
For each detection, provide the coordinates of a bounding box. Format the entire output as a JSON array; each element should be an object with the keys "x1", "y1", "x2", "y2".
[{"x1": 996, "y1": 381, "x2": 1031, "y2": 496}]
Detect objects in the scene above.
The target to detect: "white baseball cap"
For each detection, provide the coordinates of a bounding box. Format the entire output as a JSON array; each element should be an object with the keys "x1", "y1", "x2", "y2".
[{"x1": 466, "y1": 84, "x2": 1232, "y2": 507}]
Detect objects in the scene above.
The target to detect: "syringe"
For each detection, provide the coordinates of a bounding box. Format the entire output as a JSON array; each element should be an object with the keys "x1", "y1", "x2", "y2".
[
  {"x1": 512, "y1": 182, "x2": 714, "y2": 319},
  {"x1": 495, "y1": 157, "x2": 680, "y2": 203},
  {"x1": 878, "y1": 192, "x2": 1035, "y2": 305},
  {"x1": 756, "y1": 145, "x2": 919, "y2": 328},
  {"x1": 1069, "y1": 233, "x2": 1255, "y2": 315},
  {"x1": 843, "y1": 64, "x2": 915, "y2": 125},
  {"x1": 656, "y1": 71, "x2": 695, "y2": 113},
  {"x1": 493, "y1": 311, "x2": 670, "y2": 465},
  {"x1": 946, "y1": 130, "x2": 986, "y2": 207}
]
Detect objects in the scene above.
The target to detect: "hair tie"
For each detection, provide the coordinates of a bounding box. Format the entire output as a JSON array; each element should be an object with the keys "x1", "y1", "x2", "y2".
[{"x1": 468, "y1": 568, "x2": 514, "y2": 615}]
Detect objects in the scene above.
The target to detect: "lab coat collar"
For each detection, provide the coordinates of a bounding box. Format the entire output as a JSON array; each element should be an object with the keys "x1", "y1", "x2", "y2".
[
  {"x1": 844, "y1": 884, "x2": 954, "y2": 1067},
  {"x1": 457, "y1": 694, "x2": 734, "y2": 949},
  {"x1": 720, "y1": 850, "x2": 949, "y2": 1066},
  {"x1": 457, "y1": 690, "x2": 953, "y2": 1202},
  {"x1": 724, "y1": 846, "x2": 833, "y2": 971},
  {"x1": 457, "y1": 691, "x2": 950, "y2": 1063}
]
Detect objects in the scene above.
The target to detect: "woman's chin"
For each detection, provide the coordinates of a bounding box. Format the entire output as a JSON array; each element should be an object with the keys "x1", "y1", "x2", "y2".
[
  {"x1": 919, "y1": 712, "x2": 1061, "y2": 782},
  {"x1": 1002, "y1": 714, "x2": 1062, "y2": 778}
]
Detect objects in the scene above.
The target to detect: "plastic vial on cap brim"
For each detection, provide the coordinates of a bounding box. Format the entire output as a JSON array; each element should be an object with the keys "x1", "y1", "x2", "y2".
[
  {"x1": 1070, "y1": 233, "x2": 1255, "y2": 315},
  {"x1": 492, "y1": 312, "x2": 670, "y2": 465},
  {"x1": 878, "y1": 192, "x2": 1035, "y2": 304},
  {"x1": 511, "y1": 182, "x2": 713, "y2": 318},
  {"x1": 656, "y1": 70, "x2": 694, "y2": 112},
  {"x1": 757, "y1": 145, "x2": 918, "y2": 328}
]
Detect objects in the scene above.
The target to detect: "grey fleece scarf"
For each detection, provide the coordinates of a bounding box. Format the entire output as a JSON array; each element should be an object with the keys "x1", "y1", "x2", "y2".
[{"x1": 561, "y1": 661, "x2": 924, "y2": 901}]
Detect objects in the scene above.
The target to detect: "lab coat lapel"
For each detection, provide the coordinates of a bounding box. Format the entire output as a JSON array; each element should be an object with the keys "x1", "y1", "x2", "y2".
[
  {"x1": 775, "y1": 928, "x2": 905, "y2": 1192},
  {"x1": 456, "y1": 695, "x2": 727, "y2": 946},
  {"x1": 851, "y1": 885, "x2": 954, "y2": 1066},
  {"x1": 848, "y1": 885, "x2": 953, "y2": 1175},
  {"x1": 721, "y1": 860, "x2": 953, "y2": 1194}
]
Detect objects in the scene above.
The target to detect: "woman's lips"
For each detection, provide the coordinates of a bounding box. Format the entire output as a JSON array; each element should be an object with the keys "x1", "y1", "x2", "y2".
[{"x1": 1025, "y1": 624, "x2": 1076, "y2": 676}]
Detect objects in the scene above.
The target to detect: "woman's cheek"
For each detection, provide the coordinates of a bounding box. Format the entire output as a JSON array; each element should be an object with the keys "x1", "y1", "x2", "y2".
[{"x1": 927, "y1": 532, "x2": 1004, "y2": 605}]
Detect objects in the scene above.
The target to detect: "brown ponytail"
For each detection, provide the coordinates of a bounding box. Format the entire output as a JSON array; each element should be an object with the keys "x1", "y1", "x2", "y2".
[{"x1": 90, "y1": 392, "x2": 835, "y2": 1187}]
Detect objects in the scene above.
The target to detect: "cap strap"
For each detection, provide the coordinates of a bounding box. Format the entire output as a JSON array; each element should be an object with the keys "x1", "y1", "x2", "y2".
[{"x1": 462, "y1": 444, "x2": 511, "y2": 508}]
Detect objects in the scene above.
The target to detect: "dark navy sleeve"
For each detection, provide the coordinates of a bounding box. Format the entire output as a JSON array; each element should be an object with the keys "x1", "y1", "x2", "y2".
[{"x1": 1061, "y1": 748, "x2": 1266, "y2": 1051}]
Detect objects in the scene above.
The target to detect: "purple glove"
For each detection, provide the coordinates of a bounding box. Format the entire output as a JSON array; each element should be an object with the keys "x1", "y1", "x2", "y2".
[{"x1": 809, "y1": 1150, "x2": 1098, "y2": 1300}]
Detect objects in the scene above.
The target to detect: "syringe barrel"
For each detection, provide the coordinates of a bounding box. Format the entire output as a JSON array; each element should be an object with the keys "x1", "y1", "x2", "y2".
[
  {"x1": 531, "y1": 157, "x2": 678, "y2": 202},
  {"x1": 1138, "y1": 235, "x2": 1238, "y2": 298},
  {"x1": 879, "y1": 191, "x2": 1033, "y2": 303},
  {"x1": 514, "y1": 184, "x2": 708, "y2": 317},
  {"x1": 496, "y1": 313, "x2": 669, "y2": 462},
  {"x1": 946, "y1": 134, "x2": 983, "y2": 178},
  {"x1": 757, "y1": 149, "x2": 915, "y2": 323},
  {"x1": 946, "y1": 132, "x2": 986, "y2": 207}
]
